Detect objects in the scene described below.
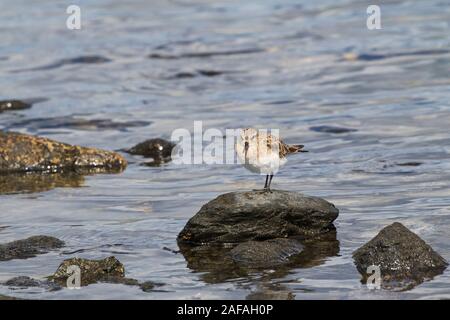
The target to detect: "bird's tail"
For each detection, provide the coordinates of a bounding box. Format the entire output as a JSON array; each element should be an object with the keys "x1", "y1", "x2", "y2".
[{"x1": 288, "y1": 144, "x2": 308, "y2": 153}]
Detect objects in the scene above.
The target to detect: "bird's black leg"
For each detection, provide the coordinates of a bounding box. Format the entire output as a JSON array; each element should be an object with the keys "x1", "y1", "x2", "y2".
[
  {"x1": 264, "y1": 175, "x2": 269, "y2": 189},
  {"x1": 267, "y1": 175, "x2": 274, "y2": 191}
]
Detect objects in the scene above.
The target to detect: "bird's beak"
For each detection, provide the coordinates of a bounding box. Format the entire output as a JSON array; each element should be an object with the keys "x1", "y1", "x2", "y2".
[{"x1": 244, "y1": 141, "x2": 249, "y2": 159}]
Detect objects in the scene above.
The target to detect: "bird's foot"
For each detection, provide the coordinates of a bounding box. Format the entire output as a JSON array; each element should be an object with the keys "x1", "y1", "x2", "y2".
[{"x1": 252, "y1": 188, "x2": 272, "y2": 193}]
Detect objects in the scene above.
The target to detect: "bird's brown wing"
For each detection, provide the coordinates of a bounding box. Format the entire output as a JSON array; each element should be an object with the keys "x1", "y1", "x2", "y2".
[{"x1": 279, "y1": 141, "x2": 305, "y2": 157}]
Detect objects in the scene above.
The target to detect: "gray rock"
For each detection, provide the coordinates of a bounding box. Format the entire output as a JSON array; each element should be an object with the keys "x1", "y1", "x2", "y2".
[
  {"x1": 229, "y1": 238, "x2": 304, "y2": 268},
  {"x1": 0, "y1": 236, "x2": 64, "y2": 261},
  {"x1": 353, "y1": 222, "x2": 448, "y2": 290},
  {"x1": 0, "y1": 100, "x2": 31, "y2": 113},
  {"x1": 178, "y1": 190, "x2": 338, "y2": 244}
]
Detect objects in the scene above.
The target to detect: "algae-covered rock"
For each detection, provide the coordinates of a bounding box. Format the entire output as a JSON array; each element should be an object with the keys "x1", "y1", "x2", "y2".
[
  {"x1": 50, "y1": 256, "x2": 161, "y2": 291},
  {"x1": 0, "y1": 236, "x2": 64, "y2": 261},
  {"x1": 353, "y1": 222, "x2": 448, "y2": 291},
  {"x1": 178, "y1": 190, "x2": 338, "y2": 244},
  {"x1": 51, "y1": 256, "x2": 125, "y2": 287},
  {"x1": 0, "y1": 131, "x2": 127, "y2": 173}
]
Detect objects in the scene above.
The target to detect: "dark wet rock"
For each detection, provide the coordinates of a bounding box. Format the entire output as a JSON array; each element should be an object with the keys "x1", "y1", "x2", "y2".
[
  {"x1": 149, "y1": 48, "x2": 264, "y2": 59},
  {"x1": 0, "y1": 131, "x2": 127, "y2": 173},
  {"x1": 125, "y1": 138, "x2": 175, "y2": 161},
  {"x1": 0, "y1": 236, "x2": 64, "y2": 261},
  {"x1": 7, "y1": 116, "x2": 150, "y2": 132},
  {"x1": 0, "y1": 100, "x2": 32, "y2": 113},
  {"x1": 50, "y1": 256, "x2": 161, "y2": 292},
  {"x1": 178, "y1": 190, "x2": 339, "y2": 245},
  {"x1": 229, "y1": 239, "x2": 304, "y2": 268},
  {"x1": 178, "y1": 231, "x2": 339, "y2": 284},
  {"x1": 0, "y1": 172, "x2": 85, "y2": 195},
  {"x1": 353, "y1": 222, "x2": 448, "y2": 291},
  {"x1": 310, "y1": 125, "x2": 357, "y2": 134},
  {"x1": 4, "y1": 276, "x2": 61, "y2": 291}
]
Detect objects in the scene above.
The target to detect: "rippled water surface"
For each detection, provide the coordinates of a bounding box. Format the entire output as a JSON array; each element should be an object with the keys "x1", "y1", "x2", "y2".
[{"x1": 1, "y1": 0, "x2": 450, "y2": 299}]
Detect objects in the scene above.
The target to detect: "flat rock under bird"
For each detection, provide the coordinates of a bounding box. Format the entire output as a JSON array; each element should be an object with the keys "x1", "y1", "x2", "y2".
[{"x1": 236, "y1": 128, "x2": 308, "y2": 190}]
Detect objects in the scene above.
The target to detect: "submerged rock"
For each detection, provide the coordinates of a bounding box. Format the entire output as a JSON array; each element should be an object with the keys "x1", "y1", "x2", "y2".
[
  {"x1": 229, "y1": 238, "x2": 304, "y2": 268},
  {"x1": 4, "y1": 276, "x2": 61, "y2": 291},
  {"x1": 0, "y1": 236, "x2": 64, "y2": 261},
  {"x1": 0, "y1": 131, "x2": 127, "y2": 173},
  {"x1": 178, "y1": 190, "x2": 338, "y2": 244},
  {"x1": 0, "y1": 100, "x2": 31, "y2": 113},
  {"x1": 353, "y1": 222, "x2": 448, "y2": 291},
  {"x1": 125, "y1": 138, "x2": 175, "y2": 160},
  {"x1": 50, "y1": 256, "x2": 161, "y2": 291}
]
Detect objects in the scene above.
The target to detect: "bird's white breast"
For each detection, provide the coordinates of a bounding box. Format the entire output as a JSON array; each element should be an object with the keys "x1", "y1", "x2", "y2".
[{"x1": 236, "y1": 141, "x2": 286, "y2": 175}]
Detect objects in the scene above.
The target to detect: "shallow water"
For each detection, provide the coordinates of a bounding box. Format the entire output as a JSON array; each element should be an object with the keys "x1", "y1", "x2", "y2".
[{"x1": 1, "y1": 0, "x2": 450, "y2": 299}]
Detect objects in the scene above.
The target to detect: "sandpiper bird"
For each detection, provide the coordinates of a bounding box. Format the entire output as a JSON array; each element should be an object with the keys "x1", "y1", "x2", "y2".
[{"x1": 236, "y1": 128, "x2": 308, "y2": 191}]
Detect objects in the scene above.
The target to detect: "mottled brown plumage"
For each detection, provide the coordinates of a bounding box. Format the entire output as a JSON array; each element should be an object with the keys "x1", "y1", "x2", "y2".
[{"x1": 236, "y1": 128, "x2": 308, "y2": 190}]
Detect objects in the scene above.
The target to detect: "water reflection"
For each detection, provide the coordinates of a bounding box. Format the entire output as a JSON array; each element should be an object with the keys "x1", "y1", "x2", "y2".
[
  {"x1": 0, "y1": 172, "x2": 85, "y2": 195},
  {"x1": 178, "y1": 231, "x2": 339, "y2": 284}
]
